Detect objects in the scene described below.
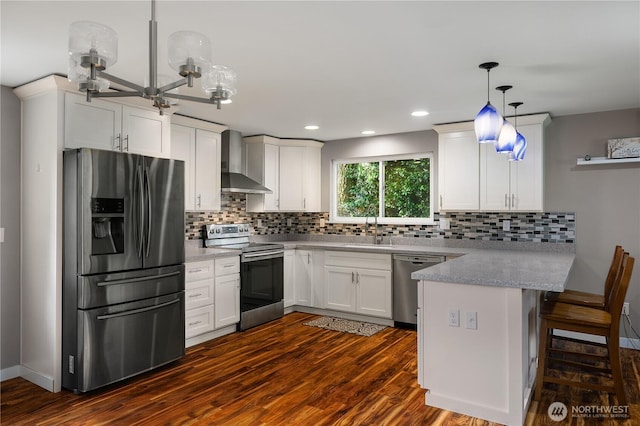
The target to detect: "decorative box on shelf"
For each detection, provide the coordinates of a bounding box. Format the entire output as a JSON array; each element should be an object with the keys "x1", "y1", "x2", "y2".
[{"x1": 608, "y1": 137, "x2": 640, "y2": 159}]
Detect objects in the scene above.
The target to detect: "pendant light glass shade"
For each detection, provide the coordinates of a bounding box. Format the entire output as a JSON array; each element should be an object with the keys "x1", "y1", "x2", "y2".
[
  {"x1": 495, "y1": 119, "x2": 516, "y2": 153},
  {"x1": 474, "y1": 103, "x2": 503, "y2": 144},
  {"x1": 509, "y1": 132, "x2": 527, "y2": 161},
  {"x1": 202, "y1": 65, "x2": 238, "y2": 97},
  {"x1": 474, "y1": 62, "x2": 502, "y2": 144},
  {"x1": 167, "y1": 31, "x2": 212, "y2": 76},
  {"x1": 507, "y1": 101, "x2": 526, "y2": 161}
]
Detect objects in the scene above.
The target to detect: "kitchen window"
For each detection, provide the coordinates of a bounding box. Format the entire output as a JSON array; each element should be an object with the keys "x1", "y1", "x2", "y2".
[{"x1": 330, "y1": 153, "x2": 433, "y2": 224}]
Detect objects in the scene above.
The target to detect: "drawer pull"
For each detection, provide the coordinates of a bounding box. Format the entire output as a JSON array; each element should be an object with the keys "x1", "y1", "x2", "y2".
[
  {"x1": 188, "y1": 320, "x2": 202, "y2": 327},
  {"x1": 188, "y1": 293, "x2": 203, "y2": 298},
  {"x1": 189, "y1": 268, "x2": 203, "y2": 273}
]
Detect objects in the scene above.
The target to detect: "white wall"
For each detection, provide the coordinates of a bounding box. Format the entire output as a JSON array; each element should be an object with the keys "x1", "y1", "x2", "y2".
[
  {"x1": 545, "y1": 109, "x2": 640, "y2": 323},
  {"x1": 1, "y1": 86, "x2": 22, "y2": 379}
]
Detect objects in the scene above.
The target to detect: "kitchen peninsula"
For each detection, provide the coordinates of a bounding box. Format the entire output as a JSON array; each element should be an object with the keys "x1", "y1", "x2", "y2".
[{"x1": 412, "y1": 250, "x2": 575, "y2": 425}]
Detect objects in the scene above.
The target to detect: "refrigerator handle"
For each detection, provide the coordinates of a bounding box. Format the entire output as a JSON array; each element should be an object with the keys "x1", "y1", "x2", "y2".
[
  {"x1": 144, "y1": 165, "x2": 152, "y2": 258},
  {"x1": 136, "y1": 164, "x2": 145, "y2": 258}
]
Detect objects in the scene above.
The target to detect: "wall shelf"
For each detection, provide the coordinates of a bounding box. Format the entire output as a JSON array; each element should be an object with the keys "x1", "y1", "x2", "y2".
[{"x1": 576, "y1": 156, "x2": 640, "y2": 165}]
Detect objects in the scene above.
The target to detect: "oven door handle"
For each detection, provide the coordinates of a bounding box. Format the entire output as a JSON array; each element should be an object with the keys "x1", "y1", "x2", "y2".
[{"x1": 242, "y1": 250, "x2": 284, "y2": 262}]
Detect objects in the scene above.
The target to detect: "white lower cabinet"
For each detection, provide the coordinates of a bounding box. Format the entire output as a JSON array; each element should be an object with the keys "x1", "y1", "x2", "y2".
[
  {"x1": 324, "y1": 251, "x2": 392, "y2": 319},
  {"x1": 214, "y1": 256, "x2": 240, "y2": 329},
  {"x1": 292, "y1": 249, "x2": 324, "y2": 308},
  {"x1": 185, "y1": 260, "x2": 215, "y2": 339},
  {"x1": 185, "y1": 256, "x2": 240, "y2": 345},
  {"x1": 294, "y1": 249, "x2": 313, "y2": 306},
  {"x1": 284, "y1": 249, "x2": 295, "y2": 308}
]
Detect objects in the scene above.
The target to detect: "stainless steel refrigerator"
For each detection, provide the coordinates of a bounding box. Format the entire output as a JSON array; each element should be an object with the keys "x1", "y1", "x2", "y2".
[{"x1": 62, "y1": 148, "x2": 185, "y2": 393}]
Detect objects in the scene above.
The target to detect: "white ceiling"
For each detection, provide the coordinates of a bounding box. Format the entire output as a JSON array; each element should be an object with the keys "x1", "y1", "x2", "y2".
[{"x1": 2, "y1": 1, "x2": 639, "y2": 141}]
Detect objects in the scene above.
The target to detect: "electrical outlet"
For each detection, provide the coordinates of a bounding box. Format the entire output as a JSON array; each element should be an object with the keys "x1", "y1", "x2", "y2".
[
  {"x1": 287, "y1": 218, "x2": 292, "y2": 227},
  {"x1": 623, "y1": 302, "x2": 630, "y2": 316},
  {"x1": 319, "y1": 218, "x2": 326, "y2": 227},
  {"x1": 466, "y1": 311, "x2": 478, "y2": 330},
  {"x1": 439, "y1": 218, "x2": 450, "y2": 230},
  {"x1": 448, "y1": 309, "x2": 459, "y2": 327},
  {"x1": 257, "y1": 219, "x2": 262, "y2": 227},
  {"x1": 503, "y1": 220, "x2": 511, "y2": 231}
]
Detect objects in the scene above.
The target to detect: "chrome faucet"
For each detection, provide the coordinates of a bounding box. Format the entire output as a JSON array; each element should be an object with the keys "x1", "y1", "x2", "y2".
[{"x1": 366, "y1": 216, "x2": 383, "y2": 244}]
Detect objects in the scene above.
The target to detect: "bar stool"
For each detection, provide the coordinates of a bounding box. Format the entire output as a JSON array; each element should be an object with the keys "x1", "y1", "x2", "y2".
[
  {"x1": 545, "y1": 245, "x2": 624, "y2": 309},
  {"x1": 534, "y1": 252, "x2": 635, "y2": 405}
]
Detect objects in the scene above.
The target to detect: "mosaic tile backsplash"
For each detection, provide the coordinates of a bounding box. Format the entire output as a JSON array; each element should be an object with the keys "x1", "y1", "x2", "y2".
[{"x1": 185, "y1": 194, "x2": 575, "y2": 244}]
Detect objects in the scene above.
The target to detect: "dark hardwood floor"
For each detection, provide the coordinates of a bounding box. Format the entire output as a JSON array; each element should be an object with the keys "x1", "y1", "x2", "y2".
[{"x1": 1, "y1": 312, "x2": 639, "y2": 425}]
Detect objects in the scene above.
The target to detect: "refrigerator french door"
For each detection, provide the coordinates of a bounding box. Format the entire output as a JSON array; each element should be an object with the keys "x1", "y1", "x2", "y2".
[{"x1": 63, "y1": 148, "x2": 186, "y2": 393}]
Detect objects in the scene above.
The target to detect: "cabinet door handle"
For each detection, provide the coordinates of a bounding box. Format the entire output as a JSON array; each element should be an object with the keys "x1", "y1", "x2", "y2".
[
  {"x1": 303, "y1": 198, "x2": 306, "y2": 209},
  {"x1": 504, "y1": 194, "x2": 508, "y2": 208},
  {"x1": 440, "y1": 195, "x2": 443, "y2": 208},
  {"x1": 511, "y1": 194, "x2": 515, "y2": 208},
  {"x1": 356, "y1": 272, "x2": 360, "y2": 285},
  {"x1": 197, "y1": 194, "x2": 202, "y2": 208},
  {"x1": 307, "y1": 253, "x2": 310, "y2": 264},
  {"x1": 351, "y1": 272, "x2": 355, "y2": 284},
  {"x1": 114, "y1": 134, "x2": 121, "y2": 151},
  {"x1": 123, "y1": 135, "x2": 129, "y2": 152}
]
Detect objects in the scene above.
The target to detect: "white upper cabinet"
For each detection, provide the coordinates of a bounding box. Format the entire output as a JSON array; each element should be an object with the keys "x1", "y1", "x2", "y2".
[
  {"x1": 437, "y1": 130, "x2": 480, "y2": 211},
  {"x1": 435, "y1": 113, "x2": 550, "y2": 212},
  {"x1": 170, "y1": 116, "x2": 225, "y2": 211},
  {"x1": 245, "y1": 136, "x2": 323, "y2": 212},
  {"x1": 64, "y1": 92, "x2": 170, "y2": 158},
  {"x1": 480, "y1": 123, "x2": 545, "y2": 211}
]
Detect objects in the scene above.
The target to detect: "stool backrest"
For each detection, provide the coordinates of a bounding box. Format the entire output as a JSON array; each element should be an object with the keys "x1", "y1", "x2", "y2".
[{"x1": 608, "y1": 254, "x2": 635, "y2": 330}]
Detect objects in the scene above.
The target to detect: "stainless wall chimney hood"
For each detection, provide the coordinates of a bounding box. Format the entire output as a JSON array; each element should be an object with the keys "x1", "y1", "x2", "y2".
[{"x1": 221, "y1": 130, "x2": 272, "y2": 194}]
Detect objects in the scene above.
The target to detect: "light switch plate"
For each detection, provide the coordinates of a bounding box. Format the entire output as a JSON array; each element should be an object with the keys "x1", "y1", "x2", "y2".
[{"x1": 439, "y1": 218, "x2": 450, "y2": 230}]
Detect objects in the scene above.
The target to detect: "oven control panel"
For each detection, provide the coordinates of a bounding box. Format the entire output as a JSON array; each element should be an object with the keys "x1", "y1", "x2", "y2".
[{"x1": 204, "y1": 223, "x2": 250, "y2": 240}]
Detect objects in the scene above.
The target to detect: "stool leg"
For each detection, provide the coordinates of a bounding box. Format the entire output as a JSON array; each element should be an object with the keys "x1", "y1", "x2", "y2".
[
  {"x1": 608, "y1": 333, "x2": 627, "y2": 406},
  {"x1": 535, "y1": 319, "x2": 550, "y2": 401}
]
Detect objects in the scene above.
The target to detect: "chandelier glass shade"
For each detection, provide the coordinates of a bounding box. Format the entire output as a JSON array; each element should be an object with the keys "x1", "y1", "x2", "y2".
[
  {"x1": 67, "y1": 0, "x2": 236, "y2": 114},
  {"x1": 474, "y1": 62, "x2": 503, "y2": 144}
]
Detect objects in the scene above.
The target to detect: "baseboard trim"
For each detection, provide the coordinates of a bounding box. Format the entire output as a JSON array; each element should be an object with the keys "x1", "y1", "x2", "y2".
[
  {"x1": 0, "y1": 365, "x2": 21, "y2": 381},
  {"x1": 553, "y1": 330, "x2": 640, "y2": 350},
  {"x1": 20, "y1": 365, "x2": 56, "y2": 391}
]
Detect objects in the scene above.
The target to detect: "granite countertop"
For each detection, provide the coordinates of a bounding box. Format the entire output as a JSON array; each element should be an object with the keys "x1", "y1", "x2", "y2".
[
  {"x1": 184, "y1": 237, "x2": 575, "y2": 291},
  {"x1": 185, "y1": 244, "x2": 240, "y2": 262},
  {"x1": 411, "y1": 250, "x2": 575, "y2": 292}
]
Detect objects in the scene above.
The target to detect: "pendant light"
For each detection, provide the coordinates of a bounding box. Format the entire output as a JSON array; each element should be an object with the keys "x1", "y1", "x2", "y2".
[
  {"x1": 495, "y1": 85, "x2": 516, "y2": 153},
  {"x1": 474, "y1": 62, "x2": 503, "y2": 144},
  {"x1": 508, "y1": 102, "x2": 527, "y2": 161}
]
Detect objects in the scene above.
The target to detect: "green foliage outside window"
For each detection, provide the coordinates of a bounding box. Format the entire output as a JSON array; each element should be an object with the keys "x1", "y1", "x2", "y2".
[{"x1": 336, "y1": 157, "x2": 431, "y2": 219}]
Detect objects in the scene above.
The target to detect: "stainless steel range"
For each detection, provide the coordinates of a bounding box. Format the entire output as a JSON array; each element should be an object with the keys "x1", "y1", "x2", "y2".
[{"x1": 204, "y1": 224, "x2": 284, "y2": 331}]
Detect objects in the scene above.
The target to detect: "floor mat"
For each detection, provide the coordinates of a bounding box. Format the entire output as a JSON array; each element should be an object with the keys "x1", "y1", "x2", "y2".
[{"x1": 303, "y1": 316, "x2": 387, "y2": 337}]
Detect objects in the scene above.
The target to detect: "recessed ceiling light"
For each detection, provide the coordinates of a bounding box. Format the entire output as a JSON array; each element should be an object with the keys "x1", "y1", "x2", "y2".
[
  {"x1": 304, "y1": 125, "x2": 319, "y2": 130},
  {"x1": 411, "y1": 110, "x2": 429, "y2": 117},
  {"x1": 361, "y1": 130, "x2": 376, "y2": 135}
]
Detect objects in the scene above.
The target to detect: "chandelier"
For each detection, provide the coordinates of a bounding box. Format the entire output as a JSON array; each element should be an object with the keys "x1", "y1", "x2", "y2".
[{"x1": 67, "y1": 0, "x2": 236, "y2": 114}]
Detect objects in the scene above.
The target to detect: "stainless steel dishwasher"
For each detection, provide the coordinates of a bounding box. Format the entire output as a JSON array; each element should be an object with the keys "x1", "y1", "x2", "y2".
[{"x1": 393, "y1": 254, "x2": 445, "y2": 328}]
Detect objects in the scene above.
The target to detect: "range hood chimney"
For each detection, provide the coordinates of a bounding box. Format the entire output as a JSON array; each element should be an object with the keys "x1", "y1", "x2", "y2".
[{"x1": 220, "y1": 130, "x2": 272, "y2": 194}]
